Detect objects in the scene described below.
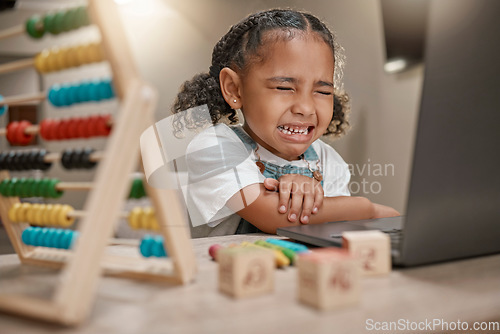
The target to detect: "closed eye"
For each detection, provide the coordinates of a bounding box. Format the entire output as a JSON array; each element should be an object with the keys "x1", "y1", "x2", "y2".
[
  {"x1": 276, "y1": 86, "x2": 293, "y2": 91},
  {"x1": 317, "y1": 91, "x2": 332, "y2": 96}
]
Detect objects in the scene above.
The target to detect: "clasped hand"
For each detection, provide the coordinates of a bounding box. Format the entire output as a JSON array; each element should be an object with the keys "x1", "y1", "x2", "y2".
[{"x1": 263, "y1": 174, "x2": 323, "y2": 224}]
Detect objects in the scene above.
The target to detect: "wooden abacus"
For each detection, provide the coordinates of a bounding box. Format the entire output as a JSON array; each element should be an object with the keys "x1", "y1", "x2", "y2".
[{"x1": 0, "y1": 0, "x2": 196, "y2": 325}]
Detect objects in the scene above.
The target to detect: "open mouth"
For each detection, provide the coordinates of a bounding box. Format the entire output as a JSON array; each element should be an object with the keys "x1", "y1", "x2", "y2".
[{"x1": 277, "y1": 125, "x2": 313, "y2": 135}]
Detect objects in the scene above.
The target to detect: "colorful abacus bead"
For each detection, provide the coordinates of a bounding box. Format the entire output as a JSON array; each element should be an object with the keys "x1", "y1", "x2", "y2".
[
  {"x1": 128, "y1": 207, "x2": 159, "y2": 230},
  {"x1": 21, "y1": 226, "x2": 79, "y2": 250},
  {"x1": 0, "y1": 178, "x2": 63, "y2": 198},
  {"x1": 25, "y1": 15, "x2": 45, "y2": 39},
  {"x1": 48, "y1": 78, "x2": 115, "y2": 107},
  {"x1": 140, "y1": 235, "x2": 167, "y2": 258},
  {"x1": 7, "y1": 203, "x2": 75, "y2": 227},
  {"x1": 39, "y1": 115, "x2": 112, "y2": 141},
  {"x1": 61, "y1": 148, "x2": 97, "y2": 169},
  {"x1": 0, "y1": 95, "x2": 8, "y2": 116},
  {"x1": 6, "y1": 121, "x2": 35, "y2": 146},
  {"x1": 129, "y1": 178, "x2": 146, "y2": 199}
]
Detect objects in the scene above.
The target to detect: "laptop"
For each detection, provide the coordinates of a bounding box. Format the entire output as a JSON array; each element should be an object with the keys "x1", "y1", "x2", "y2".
[{"x1": 277, "y1": 0, "x2": 500, "y2": 267}]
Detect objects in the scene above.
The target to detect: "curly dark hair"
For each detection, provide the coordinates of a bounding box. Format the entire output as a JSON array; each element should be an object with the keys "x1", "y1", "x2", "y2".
[{"x1": 172, "y1": 8, "x2": 350, "y2": 138}]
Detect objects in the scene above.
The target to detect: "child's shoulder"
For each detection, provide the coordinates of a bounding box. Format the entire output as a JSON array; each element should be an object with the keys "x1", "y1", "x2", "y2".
[{"x1": 312, "y1": 138, "x2": 348, "y2": 166}]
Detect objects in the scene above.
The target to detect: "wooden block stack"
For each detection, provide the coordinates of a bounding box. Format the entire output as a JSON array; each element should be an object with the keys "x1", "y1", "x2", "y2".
[
  {"x1": 296, "y1": 248, "x2": 361, "y2": 310},
  {"x1": 342, "y1": 230, "x2": 391, "y2": 276},
  {"x1": 218, "y1": 247, "x2": 274, "y2": 298}
]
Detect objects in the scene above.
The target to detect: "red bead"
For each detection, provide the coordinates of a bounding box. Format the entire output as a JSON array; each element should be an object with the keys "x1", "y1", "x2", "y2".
[
  {"x1": 75, "y1": 118, "x2": 86, "y2": 138},
  {"x1": 16, "y1": 120, "x2": 34, "y2": 145},
  {"x1": 87, "y1": 115, "x2": 99, "y2": 137},
  {"x1": 67, "y1": 118, "x2": 79, "y2": 139},
  {"x1": 97, "y1": 114, "x2": 111, "y2": 136},
  {"x1": 6, "y1": 122, "x2": 19, "y2": 144},
  {"x1": 39, "y1": 119, "x2": 51, "y2": 140},
  {"x1": 50, "y1": 120, "x2": 61, "y2": 140},
  {"x1": 58, "y1": 119, "x2": 70, "y2": 139},
  {"x1": 81, "y1": 117, "x2": 91, "y2": 138}
]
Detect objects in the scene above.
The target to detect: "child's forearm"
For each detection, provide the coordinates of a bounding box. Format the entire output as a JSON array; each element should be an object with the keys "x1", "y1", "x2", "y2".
[{"x1": 227, "y1": 184, "x2": 376, "y2": 234}]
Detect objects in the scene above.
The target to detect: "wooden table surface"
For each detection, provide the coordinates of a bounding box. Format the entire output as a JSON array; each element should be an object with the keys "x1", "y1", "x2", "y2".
[{"x1": 0, "y1": 234, "x2": 499, "y2": 334}]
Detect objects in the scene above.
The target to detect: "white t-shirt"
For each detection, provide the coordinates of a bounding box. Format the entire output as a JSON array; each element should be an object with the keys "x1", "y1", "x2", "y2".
[{"x1": 185, "y1": 124, "x2": 351, "y2": 237}]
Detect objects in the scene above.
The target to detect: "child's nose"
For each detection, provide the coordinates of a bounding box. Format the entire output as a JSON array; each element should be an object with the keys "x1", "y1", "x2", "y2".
[{"x1": 291, "y1": 92, "x2": 315, "y2": 116}]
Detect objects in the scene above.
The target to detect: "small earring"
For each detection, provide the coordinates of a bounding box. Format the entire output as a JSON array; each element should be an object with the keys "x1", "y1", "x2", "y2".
[{"x1": 233, "y1": 99, "x2": 237, "y2": 103}]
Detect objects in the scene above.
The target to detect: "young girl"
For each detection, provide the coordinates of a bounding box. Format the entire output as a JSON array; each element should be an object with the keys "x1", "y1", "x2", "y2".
[{"x1": 172, "y1": 9, "x2": 399, "y2": 237}]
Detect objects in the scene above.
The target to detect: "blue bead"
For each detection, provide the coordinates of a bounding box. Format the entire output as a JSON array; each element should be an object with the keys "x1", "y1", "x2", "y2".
[
  {"x1": 52, "y1": 229, "x2": 64, "y2": 248},
  {"x1": 100, "y1": 79, "x2": 114, "y2": 99},
  {"x1": 0, "y1": 95, "x2": 8, "y2": 116},
  {"x1": 58, "y1": 84, "x2": 71, "y2": 107},
  {"x1": 48, "y1": 85, "x2": 61, "y2": 107},
  {"x1": 60, "y1": 230, "x2": 72, "y2": 249},
  {"x1": 152, "y1": 236, "x2": 167, "y2": 257},
  {"x1": 77, "y1": 81, "x2": 91, "y2": 102},
  {"x1": 68, "y1": 231, "x2": 79, "y2": 249},
  {"x1": 68, "y1": 85, "x2": 80, "y2": 103},
  {"x1": 26, "y1": 227, "x2": 40, "y2": 246},
  {"x1": 64, "y1": 85, "x2": 77, "y2": 105},
  {"x1": 140, "y1": 235, "x2": 154, "y2": 257},
  {"x1": 88, "y1": 80, "x2": 99, "y2": 101},
  {"x1": 37, "y1": 228, "x2": 49, "y2": 247},
  {"x1": 21, "y1": 228, "x2": 32, "y2": 245},
  {"x1": 45, "y1": 228, "x2": 59, "y2": 248}
]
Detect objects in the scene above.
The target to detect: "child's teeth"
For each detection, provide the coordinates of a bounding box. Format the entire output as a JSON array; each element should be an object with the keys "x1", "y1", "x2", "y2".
[{"x1": 278, "y1": 126, "x2": 309, "y2": 135}]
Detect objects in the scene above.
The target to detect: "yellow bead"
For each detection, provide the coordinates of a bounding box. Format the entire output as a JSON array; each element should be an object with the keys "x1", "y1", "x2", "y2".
[
  {"x1": 55, "y1": 47, "x2": 68, "y2": 70},
  {"x1": 66, "y1": 47, "x2": 79, "y2": 68},
  {"x1": 8, "y1": 203, "x2": 21, "y2": 222},
  {"x1": 26, "y1": 203, "x2": 37, "y2": 223},
  {"x1": 128, "y1": 207, "x2": 141, "y2": 230},
  {"x1": 75, "y1": 45, "x2": 87, "y2": 66},
  {"x1": 43, "y1": 204, "x2": 54, "y2": 226},
  {"x1": 34, "y1": 51, "x2": 50, "y2": 73},
  {"x1": 51, "y1": 204, "x2": 62, "y2": 224},
  {"x1": 140, "y1": 207, "x2": 152, "y2": 230},
  {"x1": 19, "y1": 203, "x2": 31, "y2": 222},
  {"x1": 33, "y1": 204, "x2": 45, "y2": 226},
  {"x1": 147, "y1": 208, "x2": 159, "y2": 230},
  {"x1": 88, "y1": 43, "x2": 104, "y2": 63},
  {"x1": 58, "y1": 205, "x2": 75, "y2": 227}
]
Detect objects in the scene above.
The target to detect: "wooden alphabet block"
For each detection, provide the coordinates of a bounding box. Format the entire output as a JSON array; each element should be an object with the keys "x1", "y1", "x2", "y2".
[
  {"x1": 342, "y1": 230, "x2": 391, "y2": 276},
  {"x1": 297, "y1": 248, "x2": 361, "y2": 310},
  {"x1": 218, "y1": 247, "x2": 274, "y2": 298}
]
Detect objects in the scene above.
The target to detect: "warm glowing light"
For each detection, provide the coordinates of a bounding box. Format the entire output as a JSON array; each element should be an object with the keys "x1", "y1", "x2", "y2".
[{"x1": 384, "y1": 58, "x2": 408, "y2": 73}]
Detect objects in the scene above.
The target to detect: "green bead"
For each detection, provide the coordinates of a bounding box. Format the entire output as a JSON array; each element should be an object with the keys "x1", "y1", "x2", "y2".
[
  {"x1": 137, "y1": 179, "x2": 146, "y2": 198},
  {"x1": 6, "y1": 178, "x2": 17, "y2": 197},
  {"x1": 61, "y1": 8, "x2": 76, "y2": 32},
  {"x1": 25, "y1": 179, "x2": 35, "y2": 197},
  {"x1": 79, "y1": 6, "x2": 90, "y2": 26},
  {"x1": 39, "y1": 178, "x2": 51, "y2": 198},
  {"x1": 0, "y1": 179, "x2": 9, "y2": 196},
  {"x1": 129, "y1": 180, "x2": 138, "y2": 199},
  {"x1": 52, "y1": 11, "x2": 65, "y2": 35},
  {"x1": 47, "y1": 179, "x2": 63, "y2": 199},
  {"x1": 17, "y1": 178, "x2": 27, "y2": 197},
  {"x1": 32, "y1": 179, "x2": 41, "y2": 197},
  {"x1": 26, "y1": 15, "x2": 45, "y2": 39},
  {"x1": 74, "y1": 7, "x2": 85, "y2": 28},
  {"x1": 43, "y1": 13, "x2": 56, "y2": 34}
]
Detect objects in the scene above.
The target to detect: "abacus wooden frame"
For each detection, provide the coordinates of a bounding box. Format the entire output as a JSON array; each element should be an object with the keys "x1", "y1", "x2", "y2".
[{"x1": 0, "y1": 0, "x2": 196, "y2": 325}]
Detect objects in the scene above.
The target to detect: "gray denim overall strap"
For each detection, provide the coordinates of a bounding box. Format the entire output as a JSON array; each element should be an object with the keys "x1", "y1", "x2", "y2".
[{"x1": 230, "y1": 126, "x2": 322, "y2": 234}]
